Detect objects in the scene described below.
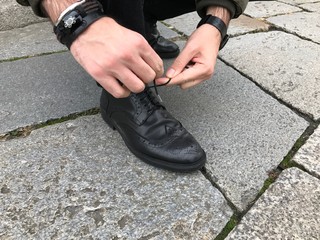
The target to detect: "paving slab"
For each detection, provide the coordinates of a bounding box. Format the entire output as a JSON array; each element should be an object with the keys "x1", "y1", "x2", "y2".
[
  {"x1": 267, "y1": 12, "x2": 320, "y2": 44},
  {"x1": 300, "y1": 2, "x2": 320, "y2": 12},
  {"x1": 160, "y1": 57, "x2": 308, "y2": 211},
  {"x1": 0, "y1": 115, "x2": 232, "y2": 239},
  {"x1": 228, "y1": 15, "x2": 270, "y2": 36},
  {"x1": 0, "y1": 52, "x2": 101, "y2": 135},
  {"x1": 292, "y1": 126, "x2": 320, "y2": 178},
  {"x1": 163, "y1": 12, "x2": 200, "y2": 37},
  {"x1": 0, "y1": 0, "x2": 46, "y2": 31},
  {"x1": 220, "y1": 31, "x2": 320, "y2": 120},
  {"x1": 157, "y1": 22, "x2": 180, "y2": 39},
  {"x1": 244, "y1": 1, "x2": 301, "y2": 18},
  {"x1": 227, "y1": 168, "x2": 320, "y2": 239},
  {"x1": 0, "y1": 22, "x2": 66, "y2": 61}
]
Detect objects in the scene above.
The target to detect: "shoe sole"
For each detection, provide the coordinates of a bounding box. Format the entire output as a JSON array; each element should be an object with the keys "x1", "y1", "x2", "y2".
[{"x1": 101, "y1": 109, "x2": 206, "y2": 172}]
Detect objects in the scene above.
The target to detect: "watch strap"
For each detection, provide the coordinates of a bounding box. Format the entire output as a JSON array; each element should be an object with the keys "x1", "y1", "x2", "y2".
[
  {"x1": 54, "y1": 0, "x2": 104, "y2": 49},
  {"x1": 197, "y1": 15, "x2": 229, "y2": 50}
]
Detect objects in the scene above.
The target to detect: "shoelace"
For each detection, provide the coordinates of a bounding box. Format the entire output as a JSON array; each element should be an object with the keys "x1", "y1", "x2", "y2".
[{"x1": 145, "y1": 78, "x2": 172, "y2": 102}]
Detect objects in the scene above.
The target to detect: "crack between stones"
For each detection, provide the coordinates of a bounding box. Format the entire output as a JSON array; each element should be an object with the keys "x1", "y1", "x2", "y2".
[
  {"x1": 0, "y1": 108, "x2": 100, "y2": 142},
  {"x1": 0, "y1": 50, "x2": 68, "y2": 64},
  {"x1": 276, "y1": 0, "x2": 314, "y2": 12},
  {"x1": 160, "y1": 21, "x2": 190, "y2": 41}
]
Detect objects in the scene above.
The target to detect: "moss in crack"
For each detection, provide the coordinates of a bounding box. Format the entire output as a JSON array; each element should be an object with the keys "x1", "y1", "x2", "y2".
[
  {"x1": 0, "y1": 126, "x2": 33, "y2": 141},
  {"x1": 36, "y1": 108, "x2": 100, "y2": 129},
  {"x1": 279, "y1": 123, "x2": 317, "y2": 170},
  {"x1": 0, "y1": 108, "x2": 100, "y2": 141},
  {"x1": 214, "y1": 214, "x2": 238, "y2": 240},
  {"x1": 0, "y1": 50, "x2": 68, "y2": 63},
  {"x1": 258, "y1": 169, "x2": 281, "y2": 196}
]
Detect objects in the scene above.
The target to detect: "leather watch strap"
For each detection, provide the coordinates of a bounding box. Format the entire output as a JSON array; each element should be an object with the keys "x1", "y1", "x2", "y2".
[
  {"x1": 197, "y1": 15, "x2": 229, "y2": 50},
  {"x1": 54, "y1": 0, "x2": 104, "y2": 49}
]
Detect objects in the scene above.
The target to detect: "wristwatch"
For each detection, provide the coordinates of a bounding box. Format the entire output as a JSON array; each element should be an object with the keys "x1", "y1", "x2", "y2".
[
  {"x1": 54, "y1": 0, "x2": 105, "y2": 49},
  {"x1": 197, "y1": 15, "x2": 229, "y2": 50}
]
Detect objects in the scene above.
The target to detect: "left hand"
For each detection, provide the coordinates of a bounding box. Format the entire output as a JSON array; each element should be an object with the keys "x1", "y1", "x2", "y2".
[{"x1": 155, "y1": 24, "x2": 221, "y2": 89}]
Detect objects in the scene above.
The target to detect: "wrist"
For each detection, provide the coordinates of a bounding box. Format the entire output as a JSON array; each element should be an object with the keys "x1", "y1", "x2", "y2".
[
  {"x1": 42, "y1": 0, "x2": 81, "y2": 23},
  {"x1": 206, "y1": 6, "x2": 231, "y2": 26},
  {"x1": 197, "y1": 14, "x2": 229, "y2": 50}
]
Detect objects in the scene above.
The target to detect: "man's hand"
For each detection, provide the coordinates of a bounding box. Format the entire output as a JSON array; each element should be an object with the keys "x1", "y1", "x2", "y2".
[
  {"x1": 42, "y1": 0, "x2": 164, "y2": 98},
  {"x1": 70, "y1": 17, "x2": 164, "y2": 98},
  {"x1": 156, "y1": 6, "x2": 230, "y2": 89}
]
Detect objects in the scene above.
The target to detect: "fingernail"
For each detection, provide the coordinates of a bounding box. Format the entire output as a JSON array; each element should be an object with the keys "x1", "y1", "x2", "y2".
[{"x1": 166, "y1": 68, "x2": 175, "y2": 78}]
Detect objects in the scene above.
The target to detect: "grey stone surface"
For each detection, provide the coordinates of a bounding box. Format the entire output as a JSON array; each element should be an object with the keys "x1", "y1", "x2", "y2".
[
  {"x1": 0, "y1": 52, "x2": 101, "y2": 134},
  {"x1": 267, "y1": 12, "x2": 320, "y2": 44},
  {"x1": 0, "y1": 115, "x2": 232, "y2": 239},
  {"x1": 0, "y1": 0, "x2": 46, "y2": 31},
  {"x1": 300, "y1": 2, "x2": 320, "y2": 12},
  {"x1": 163, "y1": 12, "x2": 200, "y2": 36},
  {"x1": 220, "y1": 31, "x2": 320, "y2": 120},
  {"x1": 160, "y1": 56, "x2": 308, "y2": 211},
  {"x1": 244, "y1": 1, "x2": 301, "y2": 18},
  {"x1": 227, "y1": 168, "x2": 320, "y2": 240},
  {"x1": 228, "y1": 15, "x2": 270, "y2": 36},
  {"x1": 292, "y1": 126, "x2": 320, "y2": 178},
  {"x1": 0, "y1": 22, "x2": 66, "y2": 61},
  {"x1": 158, "y1": 22, "x2": 180, "y2": 39}
]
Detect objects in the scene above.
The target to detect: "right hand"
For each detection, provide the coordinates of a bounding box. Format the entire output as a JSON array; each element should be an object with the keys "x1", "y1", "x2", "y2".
[{"x1": 70, "y1": 17, "x2": 164, "y2": 98}]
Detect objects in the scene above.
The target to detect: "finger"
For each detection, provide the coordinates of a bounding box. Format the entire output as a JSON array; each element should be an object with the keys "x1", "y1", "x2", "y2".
[
  {"x1": 167, "y1": 64, "x2": 204, "y2": 86},
  {"x1": 130, "y1": 57, "x2": 158, "y2": 84},
  {"x1": 166, "y1": 46, "x2": 195, "y2": 78},
  {"x1": 98, "y1": 76, "x2": 130, "y2": 98},
  {"x1": 113, "y1": 67, "x2": 146, "y2": 93},
  {"x1": 141, "y1": 45, "x2": 164, "y2": 79},
  {"x1": 180, "y1": 79, "x2": 203, "y2": 90}
]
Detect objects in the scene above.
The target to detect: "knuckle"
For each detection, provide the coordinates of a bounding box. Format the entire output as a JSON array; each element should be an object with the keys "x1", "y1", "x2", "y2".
[
  {"x1": 204, "y1": 65, "x2": 214, "y2": 78},
  {"x1": 134, "y1": 35, "x2": 146, "y2": 47},
  {"x1": 119, "y1": 51, "x2": 133, "y2": 62},
  {"x1": 90, "y1": 66, "x2": 104, "y2": 79},
  {"x1": 105, "y1": 57, "x2": 116, "y2": 69},
  {"x1": 155, "y1": 63, "x2": 164, "y2": 75}
]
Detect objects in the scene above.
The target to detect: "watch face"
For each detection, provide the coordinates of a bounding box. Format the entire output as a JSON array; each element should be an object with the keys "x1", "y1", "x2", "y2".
[
  {"x1": 64, "y1": 16, "x2": 77, "y2": 28},
  {"x1": 63, "y1": 11, "x2": 80, "y2": 29}
]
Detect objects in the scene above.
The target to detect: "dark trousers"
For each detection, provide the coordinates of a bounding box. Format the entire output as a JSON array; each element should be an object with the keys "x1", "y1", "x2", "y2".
[{"x1": 98, "y1": 0, "x2": 196, "y2": 36}]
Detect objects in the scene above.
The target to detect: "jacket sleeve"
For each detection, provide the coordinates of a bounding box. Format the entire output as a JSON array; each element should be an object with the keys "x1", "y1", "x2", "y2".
[
  {"x1": 195, "y1": 0, "x2": 248, "y2": 18},
  {"x1": 16, "y1": 0, "x2": 46, "y2": 17}
]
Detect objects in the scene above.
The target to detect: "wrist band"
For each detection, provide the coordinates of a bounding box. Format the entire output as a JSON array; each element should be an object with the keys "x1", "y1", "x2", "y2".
[
  {"x1": 54, "y1": 0, "x2": 105, "y2": 49},
  {"x1": 197, "y1": 15, "x2": 229, "y2": 50},
  {"x1": 55, "y1": 0, "x2": 86, "y2": 26}
]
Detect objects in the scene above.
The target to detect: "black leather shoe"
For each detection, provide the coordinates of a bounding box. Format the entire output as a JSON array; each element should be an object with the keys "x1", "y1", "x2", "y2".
[
  {"x1": 145, "y1": 22, "x2": 180, "y2": 59},
  {"x1": 100, "y1": 88, "x2": 206, "y2": 172}
]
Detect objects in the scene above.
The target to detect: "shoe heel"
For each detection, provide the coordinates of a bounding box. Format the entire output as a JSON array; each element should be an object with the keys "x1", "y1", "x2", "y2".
[{"x1": 101, "y1": 108, "x2": 116, "y2": 130}]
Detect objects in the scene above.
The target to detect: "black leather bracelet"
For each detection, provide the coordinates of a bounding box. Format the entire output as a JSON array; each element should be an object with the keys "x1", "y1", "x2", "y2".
[
  {"x1": 197, "y1": 15, "x2": 229, "y2": 50},
  {"x1": 54, "y1": 0, "x2": 105, "y2": 49}
]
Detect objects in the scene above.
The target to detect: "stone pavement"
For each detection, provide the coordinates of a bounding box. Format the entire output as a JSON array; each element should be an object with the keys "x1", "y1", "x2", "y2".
[{"x1": 0, "y1": 1, "x2": 319, "y2": 239}]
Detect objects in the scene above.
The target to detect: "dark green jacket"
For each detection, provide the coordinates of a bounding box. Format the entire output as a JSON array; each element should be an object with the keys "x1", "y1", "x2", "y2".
[{"x1": 16, "y1": 0, "x2": 248, "y2": 19}]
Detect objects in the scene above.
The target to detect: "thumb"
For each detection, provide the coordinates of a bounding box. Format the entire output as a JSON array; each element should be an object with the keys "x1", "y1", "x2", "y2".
[{"x1": 166, "y1": 48, "x2": 194, "y2": 78}]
